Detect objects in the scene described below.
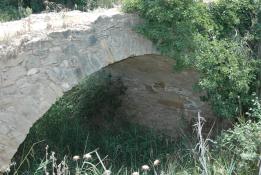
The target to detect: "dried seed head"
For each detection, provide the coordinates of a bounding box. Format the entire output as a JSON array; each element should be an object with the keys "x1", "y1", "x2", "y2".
[
  {"x1": 132, "y1": 172, "x2": 139, "y2": 175},
  {"x1": 83, "y1": 153, "x2": 92, "y2": 160},
  {"x1": 103, "y1": 170, "x2": 111, "y2": 175},
  {"x1": 141, "y1": 165, "x2": 150, "y2": 171},
  {"x1": 73, "y1": 155, "x2": 80, "y2": 161},
  {"x1": 153, "y1": 159, "x2": 160, "y2": 166},
  {"x1": 10, "y1": 161, "x2": 16, "y2": 166},
  {"x1": 5, "y1": 167, "x2": 10, "y2": 173}
]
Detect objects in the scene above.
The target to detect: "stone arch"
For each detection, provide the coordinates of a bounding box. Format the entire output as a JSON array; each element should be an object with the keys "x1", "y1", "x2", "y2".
[{"x1": 0, "y1": 8, "x2": 157, "y2": 170}]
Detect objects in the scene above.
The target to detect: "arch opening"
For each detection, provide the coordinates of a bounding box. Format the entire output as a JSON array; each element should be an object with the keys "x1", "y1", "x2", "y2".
[{"x1": 11, "y1": 54, "x2": 214, "y2": 174}]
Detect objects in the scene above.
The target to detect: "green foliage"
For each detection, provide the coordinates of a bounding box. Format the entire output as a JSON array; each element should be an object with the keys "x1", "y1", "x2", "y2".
[
  {"x1": 27, "y1": 0, "x2": 45, "y2": 13},
  {"x1": 195, "y1": 37, "x2": 255, "y2": 118},
  {"x1": 23, "y1": 0, "x2": 121, "y2": 12},
  {"x1": 0, "y1": 0, "x2": 121, "y2": 21},
  {"x1": 248, "y1": 96, "x2": 261, "y2": 119},
  {"x1": 123, "y1": 0, "x2": 216, "y2": 69},
  {"x1": 123, "y1": 0, "x2": 260, "y2": 118},
  {"x1": 218, "y1": 98, "x2": 261, "y2": 174},
  {"x1": 0, "y1": 5, "x2": 20, "y2": 22},
  {"x1": 210, "y1": 0, "x2": 260, "y2": 38},
  {"x1": 0, "y1": 1, "x2": 32, "y2": 22},
  {"x1": 246, "y1": 94, "x2": 261, "y2": 121},
  {"x1": 220, "y1": 121, "x2": 261, "y2": 173}
]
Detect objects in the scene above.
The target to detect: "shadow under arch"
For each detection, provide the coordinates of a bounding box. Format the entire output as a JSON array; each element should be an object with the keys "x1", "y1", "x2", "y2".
[{"x1": 11, "y1": 54, "x2": 215, "y2": 174}]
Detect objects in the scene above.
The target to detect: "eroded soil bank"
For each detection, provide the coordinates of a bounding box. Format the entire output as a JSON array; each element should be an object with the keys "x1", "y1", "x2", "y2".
[{"x1": 105, "y1": 54, "x2": 220, "y2": 137}]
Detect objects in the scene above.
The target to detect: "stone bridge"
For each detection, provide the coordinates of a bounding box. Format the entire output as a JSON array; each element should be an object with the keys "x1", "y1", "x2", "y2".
[
  {"x1": 0, "y1": 8, "x2": 158, "y2": 171},
  {"x1": 0, "y1": 8, "x2": 214, "y2": 172}
]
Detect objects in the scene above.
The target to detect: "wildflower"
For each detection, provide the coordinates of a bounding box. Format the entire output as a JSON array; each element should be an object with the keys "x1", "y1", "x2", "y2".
[
  {"x1": 141, "y1": 165, "x2": 150, "y2": 171},
  {"x1": 103, "y1": 170, "x2": 111, "y2": 175},
  {"x1": 153, "y1": 159, "x2": 160, "y2": 166},
  {"x1": 73, "y1": 155, "x2": 80, "y2": 161},
  {"x1": 83, "y1": 153, "x2": 92, "y2": 160},
  {"x1": 132, "y1": 172, "x2": 139, "y2": 175}
]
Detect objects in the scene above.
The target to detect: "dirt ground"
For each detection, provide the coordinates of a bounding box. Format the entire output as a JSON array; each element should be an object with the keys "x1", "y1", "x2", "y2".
[{"x1": 105, "y1": 54, "x2": 223, "y2": 137}]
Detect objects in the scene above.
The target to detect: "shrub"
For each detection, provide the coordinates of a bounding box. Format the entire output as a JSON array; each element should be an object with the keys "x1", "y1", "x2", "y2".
[
  {"x1": 210, "y1": 0, "x2": 260, "y2": 38},
  {"x1": 219, "y1": 97, "x2": 261, "y2": 174},
  {"x1": 0, "y1": 0, "x2": 32, "y2": 22},
  {"x1": 0, "y1": 5, "x2": 20, "y2": 22},
  {"x1": 195, "y1": 37, "x2": 255, "y2": 118},
  {"x1": 248, "y1": 96, "x2": 261, "y2": 120},
  {"x1": 220, "y1": 120, "x2": 261, "y2": 173},
  {"x1": 22, "y1": 0, "x2": 121, "y2": 12},
  {"x1": 123, "y1": 0, "x2": 216, "y2": 69}
]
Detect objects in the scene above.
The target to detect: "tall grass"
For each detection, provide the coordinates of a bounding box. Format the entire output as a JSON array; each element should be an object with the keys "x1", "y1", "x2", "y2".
[
  {"x1": 10, "y1": 71, "x2": 191, "y2": 174},
  {"x1": 6, "y1": 71, "x2": 261, "y2": 175},
  {"x1": 10, "y1": 110, "x2": 260, "y2": 175}
]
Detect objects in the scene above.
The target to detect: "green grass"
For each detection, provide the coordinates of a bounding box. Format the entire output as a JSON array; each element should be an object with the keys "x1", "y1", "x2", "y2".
[{"x1": 9, "y1": 71, "x2": 260, "y2": 175}]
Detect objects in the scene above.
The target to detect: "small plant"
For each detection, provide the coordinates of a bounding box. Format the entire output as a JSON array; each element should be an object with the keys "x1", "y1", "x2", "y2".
[
  {"x1": 36, "y1": 147, "x2": 163, "y2": 175},
  {"x1": 195, "y1": 37, "x2": 255, "y2": 118},
  {"x1": 35, "y1": 146, "x2": 112, "y2": 175},
  {"x1": 220, "y1": 120, "x2": 261, "y2": 174},
  {"x1": 219, "y1": 98, "x2": 261, "y2": 174},
  {"x1": 193, "y1": 113, "x2": 210, "y2": 175},
  {"x1": 247, "y1": 95, "x2": 261, "y2": 120}
]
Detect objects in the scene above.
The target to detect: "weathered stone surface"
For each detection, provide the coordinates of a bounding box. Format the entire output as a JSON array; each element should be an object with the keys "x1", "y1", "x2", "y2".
[{"x1": 0, "y1": 8, "x2": 157, "y2": 171}]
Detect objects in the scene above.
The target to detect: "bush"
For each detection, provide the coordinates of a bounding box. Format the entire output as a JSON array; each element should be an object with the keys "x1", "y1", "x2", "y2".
[
  {"x1": 0, "y1": 5, "x2": 20, "y2": 22},
  {"x1": 22, "y1": 0, "x2": 121, "y2": 12},
  {"x1": 248, "y1": 96, "x2": 261, "y2": 120},
  {"x1": 123, "y1": 0, "x2": 216, "y2": 69},
  {"x1": 195, "y1": 37, "x2": 255, "y2": 118},
  {"x1": 219, "y1": 97, "x2": 261, "y2": 174},
  {"x1": 220, "y1": 121, "x2": 261, "y2": 174},
  {"x1": 0, "y1": 0, "x2": 122, "y2": 21},
  {"x1": 210, "y1": 0, "x2": 260, "y2": 38},
  {"x1": 0, "y1": 0, "x2": 32, "y2": 22}
]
